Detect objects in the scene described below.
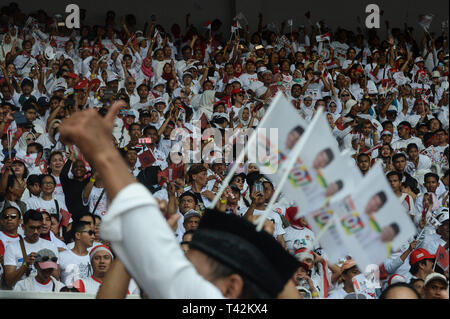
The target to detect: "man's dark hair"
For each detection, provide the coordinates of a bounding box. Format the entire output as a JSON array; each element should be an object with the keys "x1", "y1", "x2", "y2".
[
  {"x1": 71, "y1": 221, "x2": 91, "y2": 240},
  {"x1": 386, "y1": 171, "x2": 402, "y2": 180},
  {"x1": 410, "y1": 259, "x2": 433, "y2": 276},
  {"x1": 398, "y1": 121, "x2": 412, "y2": 129},
  {"x1": 143, "y1": 125, "x2": 157, "y2": 136},
  {"x1": 60, "y1": 286, "x2": 80, "y2": 292},
  {"x1": 424, "y1": 172, "x2": 439, "y2": 183},
  {"x1": 406, "y1": 143, "x2": 418, "y2": 152},
  {"x1": 23, "y1": 210, "x2": 43, "y2": 224},
  {"x1": 179, "y1": 192, "x2": 198, "y2": 205},
  {"x1": 74, "y1": 212, "x2": 96, "y2": 223},
  {"x1": 292, "y1": 125, "x2": 304, "y2": 136},
  {"x1": 27, "y1": 142, "x2": 43, "y2": 154},
  {"x1": 357, "y1": 153, "x2": 370, "y2": 162},
  {"x1": 22, "y1": 103, "x2": 37, "y2": 112},
  {"x1": 203, "y1": 248, "x2": 272, "y2": 298},
  {"x1": 262, "y1": 178, "x2": 274, "y2": 190},
  {"x1": 381, "y1": 120, "x2": 393, "y2": 129},
  {"x1": 379, "y1": 282, "x2": 421, "y2": 299},
  {"x1": 6, "y1": 174, "x2": 20, "y2": 193},
  {"x1": 392, "y1": 153, "x2": 407, "y2": 162},
  {"x1": 128, "y1": 123, "x2": 141, "y2": 132},
  {"x1": 376, "y1": 191, "x2": 388, "y2": 206},
  {"x1": 322, "y1": 148, "x2": 334, "y2": 163}
]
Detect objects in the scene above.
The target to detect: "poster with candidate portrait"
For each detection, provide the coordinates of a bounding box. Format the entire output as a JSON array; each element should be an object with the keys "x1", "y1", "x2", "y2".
[
  {"x1": 279, "y1": 111, "x2": 341, "y2": 216},
  {"x1": 305, "y1": 192, "x2": 369, "y2": 266},
  {"x1": 332, "y1": 162, "x2": 417, "y2": 270},
  {"x1": 247, "y1": 92, "x2": 309, "y2": 176}
]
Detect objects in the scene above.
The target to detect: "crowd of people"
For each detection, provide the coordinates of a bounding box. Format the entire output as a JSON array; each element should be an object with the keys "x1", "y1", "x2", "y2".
[{"x1": 0, "y1": 2, "x2": 448, "y2": 299}]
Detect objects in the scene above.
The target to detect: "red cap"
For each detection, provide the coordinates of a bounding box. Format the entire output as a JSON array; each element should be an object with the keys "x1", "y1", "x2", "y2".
[
  {"x1": 68, "y1": 73, "x2": 78, "y2": 79},
  {"x1": 214, "y1": 100, "x2": 226, "y2": 107},
  {"x1": 409, "y1": 248, "x2": 435, "y2": 265},
  {"x1": 74, "y1": 78, "x2": 89, "y2": 90},
  {"x1": 231, "y1": 88, "x2": 244, "y2": 95}
]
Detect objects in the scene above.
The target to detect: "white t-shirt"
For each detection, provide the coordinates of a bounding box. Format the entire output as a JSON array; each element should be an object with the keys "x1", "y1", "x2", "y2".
[
  {"x1": 74, "y1": 275, "x2": 140, "y2": 295},
  {"x1": 327, "y1": 287, "x2": 374, "y2": 299},
  {"x1": 241, "y1": 209, "x2": 285, "y2": 238},
  {"x1": 283, "y1": 225, "x2": 317, "y2": 255},
  {"x1": 82, "y1": 186, "x2": 107, "y2": 217},
  {"x1": 58, "y1": 249, "x2": 92, "y2": 287},
  {"x1": 3, "y1": 238, "x2": 59, "y2": 282},
  {"x1": 239, "y1": 73, "x2": 259, "y2": 91},
  {"x1": 0, "y1": 231, "x2": 20, "y2": 250},
  {"x1": 33, "y1": 277, "x2": 57, "y2": 292},
  {"x1": 25, "y1": 197, "x2": 68, "y2": 219}
]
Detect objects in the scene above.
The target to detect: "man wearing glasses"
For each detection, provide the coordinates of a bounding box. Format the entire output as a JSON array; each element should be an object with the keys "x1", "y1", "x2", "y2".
[
  {"x1": 58, "y1": 220, "x2": 95, "y2": 287},
  {"x1": 124, "y1": 76, "x2": 139, "y2": 106},
  {"x1": 0, "y1": 207, "x2": 22, "y2": 249},
  {"x1": 13, "y1": 248, "x2": 65, "y2": 292},
  {"x1": 3, "y1": 210, "x2": 59, "y2": 289}
]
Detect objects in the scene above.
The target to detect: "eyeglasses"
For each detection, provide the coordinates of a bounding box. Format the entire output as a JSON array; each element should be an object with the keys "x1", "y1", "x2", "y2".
[
  {"x1": 39, "y1": 256, "x2": 58, "y2": 263},
  {"x1": 127, "y1": 82, "x2": 136, "y2": 85},
  {"x1": 341, "y1": 94, "x2": 350, "y2": 97},
  {"x1": 1, "y1": 213, "x2": 18, "y2": 220},
  {"x1": 42, "y1": 182, "x2": 55, "y2": 185},
  {"x1": 80, "y1": 230, "x2": 96, "y2": 236},
  {"x1": 26, "y1": 138, "x2": 35, "y2": 142}
]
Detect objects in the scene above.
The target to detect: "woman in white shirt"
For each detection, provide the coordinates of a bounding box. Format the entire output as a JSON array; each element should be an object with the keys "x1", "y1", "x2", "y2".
[
  {"x1": 25, "y1": 174, "x2": 68, "y2": 221},
  {"x1": 47, "y1": 151, "x2": 66, "y2": 205}
]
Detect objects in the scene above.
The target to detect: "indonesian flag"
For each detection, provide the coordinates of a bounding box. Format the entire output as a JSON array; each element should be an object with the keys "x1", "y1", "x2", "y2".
[
  {"x1": 418, "y1": 14, "x2": 434, "y2": 33},
  {"x1": 60, "y1": 209, "x2": 72, "y2": 227},
  {"x1": 231, "y1": 21, "x2": 241, "y2": 33},
  {"x1": 325, "y1": 60, "x2": 338, "y2": 69},
  {"x1": 316, "y1": 33, "x2": 331, "y2": 42},
  {"x1": 205, "y1": 20, "x2": 212, "y2": 30},
  {"x1": 436, "y1": 245, "x2": 449, "y2": 271}
]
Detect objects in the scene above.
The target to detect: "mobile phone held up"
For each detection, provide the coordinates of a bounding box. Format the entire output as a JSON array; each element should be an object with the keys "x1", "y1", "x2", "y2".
[{"x1": 138, "y1": 137, "x2": 152, "y2": 144}]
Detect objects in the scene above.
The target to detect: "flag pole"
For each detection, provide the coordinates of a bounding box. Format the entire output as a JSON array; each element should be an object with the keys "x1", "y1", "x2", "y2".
[{"x1": 255, "y1": 108, "x2": 324, "y2": 231}]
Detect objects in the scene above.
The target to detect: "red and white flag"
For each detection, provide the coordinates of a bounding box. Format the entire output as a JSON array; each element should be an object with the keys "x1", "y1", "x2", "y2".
[
  {"x1": 60, "y1": 209, "x2": 72, "y2": 227},
  {"x1": 231, "y1": 21, "x2": 241, "y2": 34},
  {"x1": 435, "y1": 245, "x2": 449, "y2": 271},
  {"x1": 325, "y1": 59, "x2": 338, "y2": 69},
  {"x1": 418, "y1": 14, "x2": 434, "y2": 33},
  {"x1": 316, "y1": 33, "x2": 331, "y2": 42},
  {"x1": 205, "y1": 21, "x2": 212, "y2": 30}
]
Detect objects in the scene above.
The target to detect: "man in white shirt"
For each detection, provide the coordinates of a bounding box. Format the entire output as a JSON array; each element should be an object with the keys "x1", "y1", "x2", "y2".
[
  {"x1": 0, "y1": 207, "x2": 22, "y2": 249},
  {"x1": 3, "y1": 210, "x2": 59, "y2": 289},
  {"x1": 58, "y1": 100, "x2": 301, "y2": 299},
  {"x1": 58, "y1": 220, "x2": 94, "y2": 287},
  {"x1": 73, "y1": 244, "x2": 139, "y2": 295},
  {"x1": 391, "y1": 121, "x2": 424, "y2": 152},
  {"x1": 13, "y1": 248, "x2": 65, "y2": 292},
  {"x1": 327, "y1": 259, "x2": 374, "y2": 299}
]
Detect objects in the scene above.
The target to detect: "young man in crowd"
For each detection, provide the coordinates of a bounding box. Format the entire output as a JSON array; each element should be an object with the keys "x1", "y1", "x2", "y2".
[
  {"x1": 13, "y1": 248, "x2": 65, "y2": 292},
  {"x1": 3, "y1": 210, "x2": 59, "y2": 289},
  {"x1": 58, "y1": 221, "x2": 95, "y2": 287}
]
